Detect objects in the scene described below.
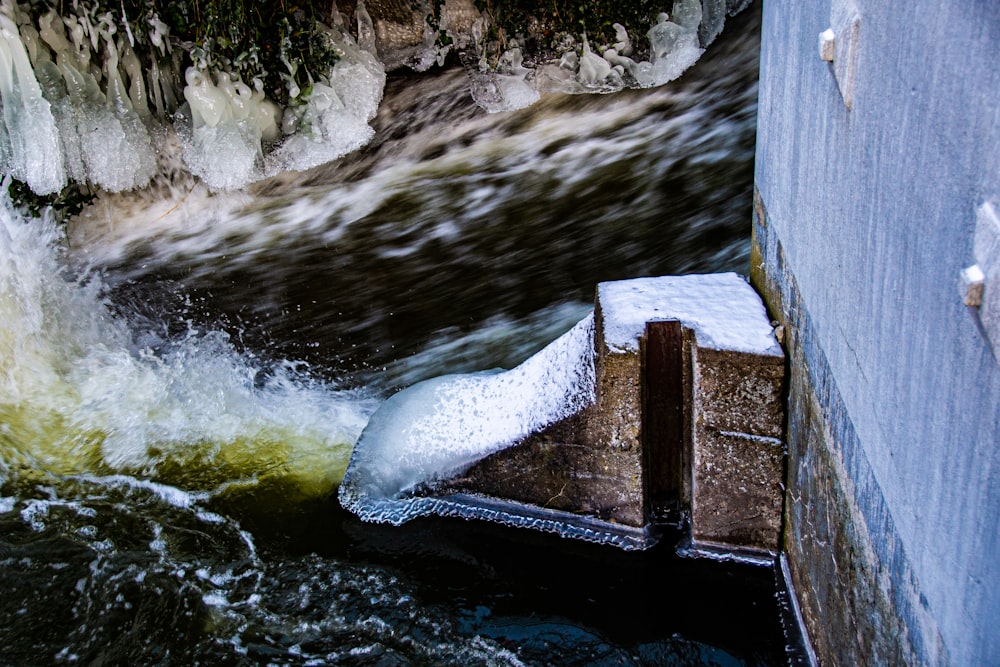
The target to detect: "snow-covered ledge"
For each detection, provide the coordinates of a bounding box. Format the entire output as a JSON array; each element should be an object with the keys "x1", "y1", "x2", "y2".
[{"x1": 340, "y1": 273, "x2": 786, "y2": 557}]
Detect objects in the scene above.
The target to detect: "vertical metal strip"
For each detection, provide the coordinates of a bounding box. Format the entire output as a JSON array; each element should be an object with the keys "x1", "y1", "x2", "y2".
[{"x1": 643, "y1": 319, "x2": 685, "y2": 524}]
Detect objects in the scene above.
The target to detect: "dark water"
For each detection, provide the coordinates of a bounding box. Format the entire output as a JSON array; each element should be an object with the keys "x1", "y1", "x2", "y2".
[
  {"x1": 0, "y1": 4, "x2": 797, "y2": 665},
  {"x1": 1, "y1": 482, "x2": 787, "y2": 666}
]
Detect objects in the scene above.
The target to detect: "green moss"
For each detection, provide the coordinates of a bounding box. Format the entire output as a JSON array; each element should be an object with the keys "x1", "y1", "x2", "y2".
[{"x1": 5, "y1": 179, "x2": 95, "y2": 224}]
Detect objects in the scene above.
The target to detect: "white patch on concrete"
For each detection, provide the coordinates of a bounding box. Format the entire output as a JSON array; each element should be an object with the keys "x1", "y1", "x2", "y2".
[{"x1": 597, "y1": 273, "x2": 782, "y2": 355}]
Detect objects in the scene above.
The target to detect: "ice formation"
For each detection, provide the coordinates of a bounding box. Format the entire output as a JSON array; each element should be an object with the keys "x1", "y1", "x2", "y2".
[
  {"x1": 262, "y1": 28, "x2": 386, "y2": 178},
  {"x1": 0, "y1": 0, "x2": 755, "y2": 194},
  {"x1": 0, "y1": 8, "x2": 65, "y2": 194},
  {"x1": 472, "y1": 0, "x2": 725, "y2": 110},
  {"x1": 0, "y1": 0, "x2": 386, "y2": 195},
  {"x1": 0, "y1": 0, "x2": 752, "y2": 194},
  {"x1": 339, "y1": 312, "x2": 597, "y2": 521},
  {"x1": 174, "y1": 6, "x2": 386, "y2": 190}
]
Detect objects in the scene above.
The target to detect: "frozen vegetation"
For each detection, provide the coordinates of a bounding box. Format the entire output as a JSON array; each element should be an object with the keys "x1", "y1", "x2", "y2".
[{"x1": 0, "y1": 0, "x2": 386, "y2": 194}]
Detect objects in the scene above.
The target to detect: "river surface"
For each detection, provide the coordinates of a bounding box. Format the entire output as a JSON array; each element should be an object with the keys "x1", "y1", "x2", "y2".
[{"x1": 0, "y1": 4, "x2": 795, "y2": 665}]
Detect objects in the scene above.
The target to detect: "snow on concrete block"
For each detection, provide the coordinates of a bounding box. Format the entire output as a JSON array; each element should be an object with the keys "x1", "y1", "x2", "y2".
[
  {"x1": 596, "y1": 273, "x2": 784, "y2": 356},
  {"x1": 341, "y1": 272, "x2": 786, "y2": 554}
]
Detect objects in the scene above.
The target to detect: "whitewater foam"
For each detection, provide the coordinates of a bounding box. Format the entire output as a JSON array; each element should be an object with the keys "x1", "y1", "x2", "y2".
[{"x1": 0, "y1": 189, "x2": 379, "y2": 503}]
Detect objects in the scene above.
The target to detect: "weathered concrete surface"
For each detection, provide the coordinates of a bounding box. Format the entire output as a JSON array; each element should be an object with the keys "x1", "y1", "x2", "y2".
[
  {"x1": 755, "y1": 1, "x2": 1000, "y2": 664},
  {"x1": 690, "y1": 428, "x2": 784, "y2": 552},
  {"x1": 752, "y1": 198, "x2": 945, "y2": 665},
  {"x1": 693, "y1": 347, "x2": 784, "y2": 439},
  {"x1": 689, "y1": 327, "x2": 785, "y2": 555}
]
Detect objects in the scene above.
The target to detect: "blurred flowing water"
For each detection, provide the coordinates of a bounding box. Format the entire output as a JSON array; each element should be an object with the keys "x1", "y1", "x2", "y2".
[
  {"x1": 69, "y1": 3, "x2": 759, "y2": 390},
  {"x1": 0, "y1": 4, "x2": 795, "y2": 665}
]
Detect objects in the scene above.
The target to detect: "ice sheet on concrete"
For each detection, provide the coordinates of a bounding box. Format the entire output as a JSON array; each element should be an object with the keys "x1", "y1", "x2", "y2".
[
  {"x1": 339, "y1": 312, "x2": 596, "y2": 521},
  {"x1": 599, "y1": 272, "x2": 782, "y2": 355}
]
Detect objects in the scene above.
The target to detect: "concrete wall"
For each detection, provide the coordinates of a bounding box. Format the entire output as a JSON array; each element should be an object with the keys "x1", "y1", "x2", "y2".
[{"x1": 753, "y1": 1, "x2": 1000, "y2": 665}]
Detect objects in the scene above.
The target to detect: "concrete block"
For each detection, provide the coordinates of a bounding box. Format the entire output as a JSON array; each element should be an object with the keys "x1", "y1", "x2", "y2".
[
  {"x1": 444, "y1": 412, "x2": 645, "y2": 526},
  {"x1": 693, "y1": 345, "x2": 785, "y2": 438},
  {"x1": 691, "y1": 428, "x2": 785, "y2": 554},
  {"x1": 449, "y1": 299, "x2": 648, "y2": 529},
  {"x1": 451, "y1": 274, "x2": 786, "y2": 551},
  {"x1": 347, "y1": 272, "x2": 786, "y2": 553}
]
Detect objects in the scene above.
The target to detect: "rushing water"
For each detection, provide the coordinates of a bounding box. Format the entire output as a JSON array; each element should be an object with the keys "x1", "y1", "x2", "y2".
[{"x1": 0, "y1": 4, "x2": 794, "y2": 665}]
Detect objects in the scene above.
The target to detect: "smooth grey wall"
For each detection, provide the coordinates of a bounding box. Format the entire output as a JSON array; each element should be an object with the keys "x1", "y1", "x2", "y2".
[{"x1": 755, "y1": 1, "x2": 1000, "y2": 664}]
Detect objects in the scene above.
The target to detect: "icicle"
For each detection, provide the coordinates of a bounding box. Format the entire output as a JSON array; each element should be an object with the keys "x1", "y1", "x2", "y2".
[
  {"x1": 41, "y1": 9, "x2": 103, "y2": 107},
  {"x1": 329, "y1": 1, "x2": 346, "y2": 28},
  {"x1": 19, "y1": 18, "x2": 85, "y2": 185},
  {"x1": 38, "y1": 10, "x2": 70, "y2": 62},
  {"x1": 0, "y1": 6, "x2": 65, "y2": 194},
  {"x1": 603, "y1": 47, "x2": 641, "y2": 82},
  {"x1": 251, "y1": 78, "x2": 280, "y2": 144},
  {"x1": 611, "y1": 23, "x2": 633, "y2": 57},
  {"x1": 216, "y1": 72, "x2": 252, "y2": 122},
  {"x1": 18, "y1": 21, "x2": 57, "y2": 93},
  {"x1": 64, "y1": 13, "x2": 92, "y2": 72},
  {"x1": 147, "y1": 53, "x2": 164, "y2": 118},
  {"x1": 120, "y1": 40, "x2": 150, "y2": 121},
  {"x1": 147, "y1": 14, "x2": 170, "y2": 56},
  {"x1": 699, "y1": 0, "x2": 727, "y2": 46},
  {"x1": 180, "y1": 66, "x2": 263, "y2": 191},
  {"x1": 119, "y1": 3, "x2": 135, "y2": 48},
  {"x1": 577, "y1": 33, "x2": 612, "y2": 86},
  {"x1": 183, "y1": 66, "x2": 227, "y2": 129},
  {"x1": 355, "y1": 0, "x2": 377, "y2": 56},
  {"x1": 279, "y1": 55, "x2": 300, "y2": 100},
  {"x1": 95, "y1": 13, "x2": 156, "y2": 191},
  {"x1": 98, "y1": 13, "x2": 130, "y2": 115}
]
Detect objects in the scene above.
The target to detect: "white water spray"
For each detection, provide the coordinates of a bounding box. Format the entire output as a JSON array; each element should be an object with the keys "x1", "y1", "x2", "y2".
[{"x1": 0, "y1": 186, "x2": 378, "y2": 500}]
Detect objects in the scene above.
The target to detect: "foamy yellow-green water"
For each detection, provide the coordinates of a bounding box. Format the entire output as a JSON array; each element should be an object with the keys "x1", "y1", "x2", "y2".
[{"x1": 0, "y1": 193, "x2": 377, "y2": 511}]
